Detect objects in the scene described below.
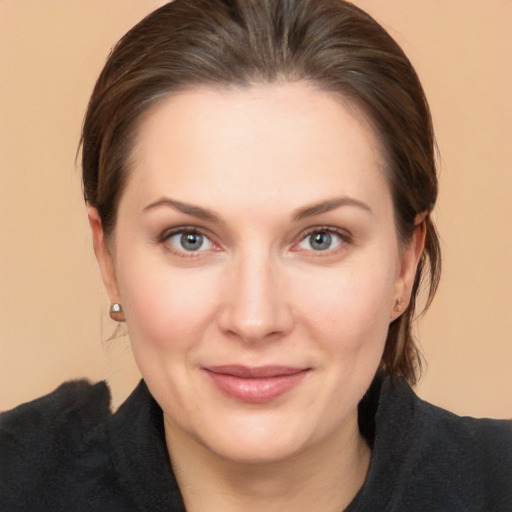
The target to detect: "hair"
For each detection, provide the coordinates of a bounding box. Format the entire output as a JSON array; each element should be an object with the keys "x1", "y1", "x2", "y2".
[{"x1": 81, "y1": 0, "x2": 441, "y2": 385}]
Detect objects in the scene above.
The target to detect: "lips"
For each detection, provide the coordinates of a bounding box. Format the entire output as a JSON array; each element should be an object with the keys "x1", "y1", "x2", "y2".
[{"x1": 203, "y1": 365, "x2": 310, "y2": 403}]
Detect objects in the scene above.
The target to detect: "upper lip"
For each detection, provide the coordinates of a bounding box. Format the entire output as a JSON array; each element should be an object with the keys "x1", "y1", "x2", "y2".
[{"x1": 204, "y1": 365, "x2": 308, "y2": 378}]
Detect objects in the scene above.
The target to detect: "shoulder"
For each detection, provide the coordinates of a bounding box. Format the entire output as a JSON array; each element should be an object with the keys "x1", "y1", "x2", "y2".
[
  {"x1": 0, "y1": 380, "x2": 119, "y2": 510},
  {"x1": 393, "y1": 377, "x2": 512, "y2": 468},
  {"x1": 412, "y1": 383, "x2": 512, "y2": 458},
  {"x1": 380, "y1": 376, "x2": 512, "y2": 510},
  {"x1": 1, "y1": 379, "x2": 110, "y2": 429},
  {"x1": 1, "y1": 380, "x2": 111, "y2": 456},
  {"x1": 354, "y1": 374, "x2": 512, "y2": 511}
]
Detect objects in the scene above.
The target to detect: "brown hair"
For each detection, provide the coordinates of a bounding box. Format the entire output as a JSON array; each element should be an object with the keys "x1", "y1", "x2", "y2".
[{"x1": 81, "y1": 0, "x2": 441, "y2": 385}]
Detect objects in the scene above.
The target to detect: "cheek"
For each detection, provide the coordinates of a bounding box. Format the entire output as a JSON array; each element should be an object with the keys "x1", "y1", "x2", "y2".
[
  {"x1": 295, "y1": 256, "x2": 397, "y2": 352},
  {"x1": 116, "y1": 257, "x2": 221, "y2": 353}
]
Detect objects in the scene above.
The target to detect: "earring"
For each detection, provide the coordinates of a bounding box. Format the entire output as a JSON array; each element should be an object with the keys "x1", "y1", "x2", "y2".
[
  {"x1": 393, "y1": 298, "x2": 403, "y2": 312},
  {"x1": 109, "y1": 303, "x2": 126, "y2": 322}
]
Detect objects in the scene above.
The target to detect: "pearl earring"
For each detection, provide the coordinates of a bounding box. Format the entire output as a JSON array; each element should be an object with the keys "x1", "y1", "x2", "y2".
[{"x1": 109, "y1": 303, "x2": 126, "y2": 322}]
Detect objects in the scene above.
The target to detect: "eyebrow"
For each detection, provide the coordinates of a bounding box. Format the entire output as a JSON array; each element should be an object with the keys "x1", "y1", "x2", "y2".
[
  {"x1": 143, "y1": 197, "x2": 223, "y2": 223},
  {"x1": 143, "y1": 195, "x2": 372, "y2": 223},
  {"x1": 292, "y1": 197, "x2": 373, "y2": 221}
]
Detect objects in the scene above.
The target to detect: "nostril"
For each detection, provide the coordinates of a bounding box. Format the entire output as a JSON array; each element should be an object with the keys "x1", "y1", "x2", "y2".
[
  {"x1": 216, "y1": 258, "x2": 294, "y2": 343},
  {"x1": 219, "y1": 306, "x2": 295, "y2": 344}
]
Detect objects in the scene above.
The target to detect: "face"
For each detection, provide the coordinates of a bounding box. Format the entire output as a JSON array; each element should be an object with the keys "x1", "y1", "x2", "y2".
[{"x1": 91, "y1": 82, "x2": 421, "y2": 464}]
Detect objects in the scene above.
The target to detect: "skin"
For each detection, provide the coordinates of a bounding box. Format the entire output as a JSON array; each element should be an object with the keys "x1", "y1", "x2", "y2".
[{"x1": 89, "y1": 82, "x2": 425, "y2": 512}]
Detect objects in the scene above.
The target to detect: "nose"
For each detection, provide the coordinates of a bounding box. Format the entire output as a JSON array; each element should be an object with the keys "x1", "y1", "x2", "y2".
[{"x1": 217, "y1": 249, "x2": 294, "y2": 344}]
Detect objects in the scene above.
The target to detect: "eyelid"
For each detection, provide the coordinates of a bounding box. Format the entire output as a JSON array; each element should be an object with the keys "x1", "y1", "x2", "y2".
[
  {"x1": 159, "y1": 226, "x2": 220, "y2": 256},
  {"x1": 159, "y1": 225, "x2": 201, "y2": 242},
  {"x1": 156, "y1": 225, "x2": 351, "y2": 257},
  {"x1": 292, "y1": 226, "x2": 352, "y2": 253}
]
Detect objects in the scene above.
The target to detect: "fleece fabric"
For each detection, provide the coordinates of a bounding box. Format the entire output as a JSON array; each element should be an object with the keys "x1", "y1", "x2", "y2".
[{"x1": 1, "y1": 374, "x2": 511, "y2": 511}]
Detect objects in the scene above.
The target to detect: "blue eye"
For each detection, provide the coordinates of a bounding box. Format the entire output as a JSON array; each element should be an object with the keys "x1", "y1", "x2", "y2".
[
  {"x1": 167, "y1": 230, "x2": 213, "y2": 252},
  {"x1": 298, "y1": 229, "x2": 343, "y2": 251}
]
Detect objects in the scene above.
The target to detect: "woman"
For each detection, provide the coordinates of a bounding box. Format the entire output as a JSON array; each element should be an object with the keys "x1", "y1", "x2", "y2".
[{"x1": 1, "y1": 1, "x2": 510, "y2": 510}]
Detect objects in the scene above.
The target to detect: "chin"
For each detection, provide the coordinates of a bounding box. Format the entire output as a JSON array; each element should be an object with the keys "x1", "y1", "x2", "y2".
[
  {"x1": 205, "y1": 428, "x2": 310, "y2": 465},
  {"x1": 185, "y1": 402, "x2": 336, "y2": 465}
]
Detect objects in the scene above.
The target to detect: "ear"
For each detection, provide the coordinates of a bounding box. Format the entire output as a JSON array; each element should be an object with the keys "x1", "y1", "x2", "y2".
[
  {"x1": 391, "y1": 215, "x2": 427, "y2": 320},
  {"x1": 87, "y1": 206, "x2": 121, "y2": 305}
]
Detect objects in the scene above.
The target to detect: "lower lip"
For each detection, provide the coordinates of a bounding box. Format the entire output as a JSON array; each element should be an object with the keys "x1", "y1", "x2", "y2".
[{"x1": 204, "y1": 370, "x2": 309, "y2": 404}]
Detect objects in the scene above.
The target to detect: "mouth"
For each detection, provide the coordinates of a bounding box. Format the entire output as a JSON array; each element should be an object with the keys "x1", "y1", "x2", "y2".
[{"x1": 202, "y1": 365, "x2": 310, "y2": 404}]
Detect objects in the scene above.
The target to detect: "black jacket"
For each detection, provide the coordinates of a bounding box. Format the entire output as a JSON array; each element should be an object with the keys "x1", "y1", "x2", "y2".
[{"x1": 1, "y1": 375, "x2": 511, "y2": 511}]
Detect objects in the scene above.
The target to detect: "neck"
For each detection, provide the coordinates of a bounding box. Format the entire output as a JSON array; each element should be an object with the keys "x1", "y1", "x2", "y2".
[{"x1": 164, "y1": 412, "x2": 370, "y2": 512}]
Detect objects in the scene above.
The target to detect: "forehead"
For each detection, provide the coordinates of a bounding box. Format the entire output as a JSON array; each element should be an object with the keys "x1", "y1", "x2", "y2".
[{"x1": 123, "y1": 82, "x2": 390, "y2": 216}]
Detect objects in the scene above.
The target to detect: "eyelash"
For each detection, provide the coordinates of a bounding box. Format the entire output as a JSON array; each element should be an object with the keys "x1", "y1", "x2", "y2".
[
  {"x1": 158, "y1": 226, "x2": 352, "y2": 257},
  {"x1": 293, "y1": 226, "x2": 351, "y2": 255},
  {"x1": 159, "y1": 227, "x2": 219, "y2": 257}
]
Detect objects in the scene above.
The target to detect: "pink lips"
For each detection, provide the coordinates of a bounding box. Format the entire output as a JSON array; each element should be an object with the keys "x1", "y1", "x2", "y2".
[{"x1": 203, "y1": 365, "x2": 309, "y2": 403}]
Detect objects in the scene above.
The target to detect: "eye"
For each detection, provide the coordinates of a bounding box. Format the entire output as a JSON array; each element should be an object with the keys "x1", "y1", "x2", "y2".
[
  {"x1": 165, "y1": 229, "x2": 214, "y2": 253},
  {"x1": 297, "y1": 229, "x2": 344, "y2": 252}
]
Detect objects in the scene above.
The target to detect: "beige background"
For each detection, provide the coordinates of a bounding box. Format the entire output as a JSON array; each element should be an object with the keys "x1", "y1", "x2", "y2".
[{"x1": 1, "y1": 1, "x2": 511, "y2": 416}]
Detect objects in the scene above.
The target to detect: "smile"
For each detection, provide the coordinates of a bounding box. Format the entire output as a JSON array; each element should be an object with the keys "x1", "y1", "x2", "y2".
[{"x1": 203, "y1": 365, "x2": 310, "y2": 404}]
